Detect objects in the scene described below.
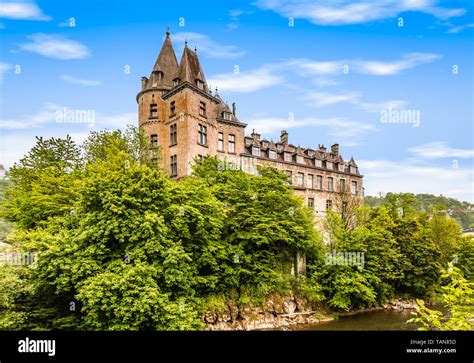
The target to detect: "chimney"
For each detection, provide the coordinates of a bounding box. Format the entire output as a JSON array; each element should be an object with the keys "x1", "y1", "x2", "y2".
[
  {"x1": 280, "y1": 130, "x2": 288, "y2": 144},
  {"x1": 141, "y1": 76, "x2": 148, "y2": 90},
  {"x1": 251, "y1": 129, "x2": 261, "y2": 140},
  {"x1": 319, "y1": 144, "x2": 327, "y2": 153},
  {"x1": 331, "y1": 143, "x2": 339, "y2": 155},
  {"x1": 232, "y1": 102, "x2": 236, "y2": 116}
]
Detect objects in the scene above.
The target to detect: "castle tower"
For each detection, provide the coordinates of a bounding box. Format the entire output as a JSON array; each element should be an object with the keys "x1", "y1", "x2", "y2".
[{"x1": 137, "y1": 32, "x2": 246, "y2": 178}]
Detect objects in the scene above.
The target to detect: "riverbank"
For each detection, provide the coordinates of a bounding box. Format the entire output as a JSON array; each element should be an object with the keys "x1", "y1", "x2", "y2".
[{"x1": 203, "y1": 294, "x2": 418, "y2": 330}]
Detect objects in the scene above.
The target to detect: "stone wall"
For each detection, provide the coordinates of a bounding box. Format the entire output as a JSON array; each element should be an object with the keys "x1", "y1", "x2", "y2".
[{"x1": 203, "y1": 293, "x2": 331, "y2": 330}]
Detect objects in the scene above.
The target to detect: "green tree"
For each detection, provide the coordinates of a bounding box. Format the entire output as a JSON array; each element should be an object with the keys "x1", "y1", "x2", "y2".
[{"x1": 408, "y1": 263, "x2": 474, "y2": 330}]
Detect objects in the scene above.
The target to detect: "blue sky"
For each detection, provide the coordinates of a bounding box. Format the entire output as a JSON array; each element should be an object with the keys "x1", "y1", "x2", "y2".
[{"x1": 1, "y1": 0, "x2": 473, "y2": 201}]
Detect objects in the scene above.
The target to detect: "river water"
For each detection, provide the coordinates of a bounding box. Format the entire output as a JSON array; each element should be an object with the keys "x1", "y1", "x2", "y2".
[{"x1": 292, "y1": 309, "x2": 420, "y2": 330}]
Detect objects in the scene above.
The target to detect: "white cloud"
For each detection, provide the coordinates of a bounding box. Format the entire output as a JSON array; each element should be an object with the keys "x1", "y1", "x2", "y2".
[
  {"x1": 286, "y1": 58, "x2": 345, "y2": 75},
  {"x1": 447, "y1": 23, "x2": 474, "y2": 34},
  {"x1": 359, "y1": 99, "x2": 408, "y2": 112},
  {"x1": 0, "y1": 103, "x2": 134, "y2": 130},
  {"x1": 0, "y1": 1, "x2": 50, "y2": 20},
  {"x1": 227, "y1": 8, "x2": 253, "y2": 30},
  {"x1": 359, "y1": 159, "x2": 474, "y2": 203},
  {"x1": 304, "y1": 91, "x2": 360, "y2": 107},
  {"x1": 172, "y1": 32, "x2": 245, "y2": 59},
  {"x1": 408, "y1": 142, "x2": 474, "y2": 159},
  {"x1": 246, "y1": 116, "x2": 376, "y2": 138},
  {"x1": 355, "y1": 53, "x2": 441, "y2": 75},
  {"x1": 18, "y1": 33, "x2": 90, "y2": 60},
  {"x1": 0, "y1": 62, "x2": 12, "y2": 83},
  {"x1": 254, "y1": 0, "x2": 465, "y2": 26},
  {"x1": 208, "y1": 65, "x2": 283, "y2": 93},
  {"x1": 60, "y1": 75, "x2": 103, "y2": 86}
]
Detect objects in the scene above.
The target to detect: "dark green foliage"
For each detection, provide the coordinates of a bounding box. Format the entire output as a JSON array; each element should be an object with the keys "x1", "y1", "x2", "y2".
[
  {"x1": 365, "y1": 192, "x2": 474, "y2": 229},
  {"x1": 1, "y1": 129, "x2": 471, "y2": 330}
]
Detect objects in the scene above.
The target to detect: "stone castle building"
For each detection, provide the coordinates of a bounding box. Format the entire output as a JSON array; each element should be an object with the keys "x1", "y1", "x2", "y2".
[{"x1": 137, "y1": 32, "x2": 363, "y2": 216}]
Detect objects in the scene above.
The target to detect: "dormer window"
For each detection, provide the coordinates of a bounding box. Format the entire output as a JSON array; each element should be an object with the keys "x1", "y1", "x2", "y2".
[
  {"x1": 196, "y1": 79, "x2": 204, "y2": 89},
  {"x1": 350, "y1": 166, "x2": 357, "y2": 174},
  {"x1": 338, "y1": 164, "x2": 345, "y2": 172},
  {"x1": 173, "y1": 78, "x2": 180, "y2": 87},
  {"x1": 222, "y1": 111, "x2": 232, "y2": 120},
  {"x1": 296, "y1": 155, "x2": 304, "y2": 164},
  {"x1": 149, "y1": 104, "x2": 158, "y2": 118},
  {"x1": 284, "y1": 152, "x2": 292, "y2": 162},
  {"x1": 326, "y1": 161, "x2": 333, "y2": 170},
  {"x1": 252, "y1": 146, "x2": 260, "y2": 156},
  {"x1": 156, "y1": 71, "x2": 163, "y2": 81},
  {"x1": 269, "y1": 150, "x2": 277, "y2": 159}
]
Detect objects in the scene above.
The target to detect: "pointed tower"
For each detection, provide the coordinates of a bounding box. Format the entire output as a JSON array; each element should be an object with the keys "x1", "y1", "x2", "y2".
[
  {"x1": 173, "y1": 43, "x2": 208, "y2": 92},
  {"x1": 141, "y1": 31, "x2": 179, "y2": 91},
  {"x1": 137, "y1": 32, "x2": 246, "y2": 179}
]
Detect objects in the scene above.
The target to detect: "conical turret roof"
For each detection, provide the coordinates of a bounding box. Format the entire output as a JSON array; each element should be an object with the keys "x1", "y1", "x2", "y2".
[
  {"x1": 147, "y1": 31, "x2": 179, "y2": 89},
  {"x1": 176, "y1": 43, "x2": 208, "y2": 91}
]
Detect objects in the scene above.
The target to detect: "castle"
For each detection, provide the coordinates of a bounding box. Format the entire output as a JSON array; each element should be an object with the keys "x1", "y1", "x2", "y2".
[{"x1": 137, "y1": 32, "x2": 363, "y2": 216}]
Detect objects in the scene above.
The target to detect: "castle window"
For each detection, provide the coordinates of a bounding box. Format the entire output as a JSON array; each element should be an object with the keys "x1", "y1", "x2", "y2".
[
  {"x1": 170, "y1": 101, "x2": 176, "y2": 116},
  {"x1": 229, "y1": 134, "x2": 235, "y2": 153},
  {"x1": 326, "y1": 200, "x2": 333, "y2": 210},
  {"x1": 252, "y1": 146, "x2": 260, "y2": 156},
  {"x1": 339, "y1": 179, "x2": 346, "y2": 192},
  {"x1": 269, "y1": 150, "x2": 277, "y2": 159},
  {"x1": 296, "y1": 172, "x2": 304, "y2": 187},
  {"x1": 150, "y1": 103, "x2": 158, "y2": 118},
  {"x1": 199, "y1": 102, "x2": 206, "y2": 117},
  {"x1": 150, "y1": 134, "x2": 158, "y2": 147},
  {"x1": 351, "y1": 181, "x2": 358, "y2": 195},
  {"x1": 284, "y1": 152, "x2": 292, "y2": 162},
  {"x1": 197, "y1": 155, "x2": 204, "y2": 164},
  {"x1": 170, "y1": 123, "x2": 177, "y2": 146},
  {"x1": 218, "y1": 132, "x2": 224, "y2": 151},
  {"x1": 173, "y1": 78, "x2": 180, "y2": 87},
  {"x1": 315, "y1": 159, "x2": 322, "y2": 168},
  {"x1": 285, "y1": 170, "x2": 292, "y2": 185},
  {"x1": 196, "y1": 79, "x2": 204, "y2": 89},
  {"x1": 170, "y1": 155, "x2": 178, "y2": 176},
  {"x1": 198, "y1": 124, "x2": 207, "y2": 145},
  {"x1": 307, "y1": 174, "x2": 314, "y2": 188},
  {"x1": 308, "y1": 198, "x2": 314, "y2": 209},
  {"x1": 328, "y1": 177, "x2": 334, "y2": 192},
  {"x1": 317, "y1": 175, "x2": 323, "y2": 190},
  {"x1": 296, "y1": 155, "x2": 304, "y2": 164}
]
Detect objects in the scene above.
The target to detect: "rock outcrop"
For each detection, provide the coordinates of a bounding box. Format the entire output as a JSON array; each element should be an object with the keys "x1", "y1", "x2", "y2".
[{"x1": 203, "y1": 293, "x2": 331, "y2": 330}]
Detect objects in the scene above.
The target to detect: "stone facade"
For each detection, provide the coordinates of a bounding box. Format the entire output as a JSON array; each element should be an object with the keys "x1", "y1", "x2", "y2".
[{"x1": 137, "y1": 32, "x2": 363, "y2": 218}]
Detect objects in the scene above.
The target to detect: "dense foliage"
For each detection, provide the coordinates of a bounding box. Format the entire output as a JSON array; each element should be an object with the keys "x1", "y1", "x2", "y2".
[
  {"x1": 366, "y1": 193, "x2": 474, "y2": 230},
  {"x1": 0, "y1": 128, "x2": 472, "y2": 330}
]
